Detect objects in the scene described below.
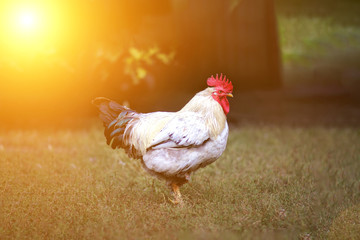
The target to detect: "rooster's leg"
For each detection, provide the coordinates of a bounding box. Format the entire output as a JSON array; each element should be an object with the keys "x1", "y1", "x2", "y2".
[{"x1": 170, "y1": 183, "x2": 183, "y2": 206}]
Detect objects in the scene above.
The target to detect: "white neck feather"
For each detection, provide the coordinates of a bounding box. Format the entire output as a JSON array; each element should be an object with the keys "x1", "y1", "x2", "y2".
[{"x1": 180, "y1": 88, "x2": 227, "y2": 138}]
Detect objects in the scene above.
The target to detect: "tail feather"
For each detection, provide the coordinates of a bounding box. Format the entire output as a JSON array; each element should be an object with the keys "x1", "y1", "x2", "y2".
[
  {"x1": 92, "y1": 97, "x2": 128, "y2": 125},
  {"x1": 92, "y1": 97, "x2": 138, "y2": 154}
]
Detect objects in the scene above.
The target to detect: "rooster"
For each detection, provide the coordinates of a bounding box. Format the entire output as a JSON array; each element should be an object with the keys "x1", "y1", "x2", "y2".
[{"x1": 93, "y1": 74, "x2": 233, "y2": 204}]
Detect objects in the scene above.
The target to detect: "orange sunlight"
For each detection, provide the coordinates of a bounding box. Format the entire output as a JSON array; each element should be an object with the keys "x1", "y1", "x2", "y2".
[
  {"x1": 1, "y1": 1, "x2": 66, "y2": 54},
  {"x1": 0, "y1": 1, "x2": 84, "y2": 125}
]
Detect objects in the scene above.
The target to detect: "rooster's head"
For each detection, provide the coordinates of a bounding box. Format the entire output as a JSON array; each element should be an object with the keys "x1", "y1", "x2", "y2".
[{"x1": 207, "y1": 74, "x2": 233, "y2": 115}]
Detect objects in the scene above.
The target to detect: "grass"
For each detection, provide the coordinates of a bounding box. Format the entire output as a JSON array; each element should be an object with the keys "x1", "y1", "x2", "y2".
[{"x1": 1, "y1": 123, "x2": 359, "y2": 239}]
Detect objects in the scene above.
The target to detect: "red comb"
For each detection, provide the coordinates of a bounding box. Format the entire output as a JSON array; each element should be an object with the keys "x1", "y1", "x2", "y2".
[{"x1": 207, "y1": 73, "x2": 233, "y2": 92}]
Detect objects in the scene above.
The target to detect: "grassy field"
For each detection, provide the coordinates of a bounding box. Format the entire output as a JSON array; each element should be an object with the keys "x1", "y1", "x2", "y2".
[{"x1": 1, "y1": 123, "x2": 359, "y2": 239}]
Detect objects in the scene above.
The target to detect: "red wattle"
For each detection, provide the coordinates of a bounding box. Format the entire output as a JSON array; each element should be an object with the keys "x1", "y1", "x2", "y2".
[{"x1": 212, "y1": 95, "x2": 230, "y2": 115}]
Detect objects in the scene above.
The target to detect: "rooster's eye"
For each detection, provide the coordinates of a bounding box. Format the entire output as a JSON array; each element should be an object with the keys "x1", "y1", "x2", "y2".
[{"x1": 218, "y1": 90, "x2": 223, "y2": 94}]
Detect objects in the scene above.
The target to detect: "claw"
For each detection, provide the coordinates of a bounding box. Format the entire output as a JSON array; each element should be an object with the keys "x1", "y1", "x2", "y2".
[{"x1": 169, "y1": 198, "x2": 183, "y2": 205}]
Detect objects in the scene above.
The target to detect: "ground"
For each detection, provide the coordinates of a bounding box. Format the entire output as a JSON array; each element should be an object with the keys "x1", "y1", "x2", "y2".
[{"x1": 1, "y1": 94, "x2": 359, "y2": 239}]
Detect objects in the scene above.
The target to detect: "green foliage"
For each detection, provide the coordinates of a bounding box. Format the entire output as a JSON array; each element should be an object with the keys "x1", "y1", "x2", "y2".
[
  {"x1": 276, "y1": 0, "x2": 360, "y2": 86},
  {"x1": 95, "y1": 45, "x2": 175, "y2": 85},
  {"x1": 1, "y1": 124, "x2": 359, "y2": 239},
  {"x1": 278, "y1": 16, "x2": 360, "y2": 66},
  {"x1": 124, "y1": 46, "x2": 175, "y2": 84}
]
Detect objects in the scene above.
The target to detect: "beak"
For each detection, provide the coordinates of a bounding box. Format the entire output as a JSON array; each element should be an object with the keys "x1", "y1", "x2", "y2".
[{"x1": 227, "y1": 93, "x2": 233, "y2": 98}]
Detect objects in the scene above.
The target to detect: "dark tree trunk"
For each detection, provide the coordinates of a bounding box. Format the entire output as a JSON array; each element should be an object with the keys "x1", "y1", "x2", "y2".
[{"x1": 170, "y1": 0, "x2": 282, "y2": 91}]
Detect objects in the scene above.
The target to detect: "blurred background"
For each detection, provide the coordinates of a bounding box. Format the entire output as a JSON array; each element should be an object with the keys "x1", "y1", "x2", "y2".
[{"x1": 0, "y1": 0, "x2": 359, "y2": 128}]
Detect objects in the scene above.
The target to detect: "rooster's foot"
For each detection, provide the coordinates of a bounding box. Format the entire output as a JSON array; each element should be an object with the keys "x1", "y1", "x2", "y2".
[{"x1": 169, "y1": 183, "x2": 184, "y2": 206}]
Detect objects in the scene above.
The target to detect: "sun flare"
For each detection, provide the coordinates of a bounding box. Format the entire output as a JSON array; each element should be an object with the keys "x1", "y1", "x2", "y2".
[
  {"x1": 17, "y1": 9, "x2": 38, "y2": 31},
  {"x1": 0, "y1": 1, "x2": 61, "y2": 52}
]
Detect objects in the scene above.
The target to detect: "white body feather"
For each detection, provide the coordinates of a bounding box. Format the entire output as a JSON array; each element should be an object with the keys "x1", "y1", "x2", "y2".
[
  {"x1": 143, "y1": 123, "x2": 228, "y2": 176},
  {"x1": 122, "y1": 88, "x2": 229, "y2": 178}
]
